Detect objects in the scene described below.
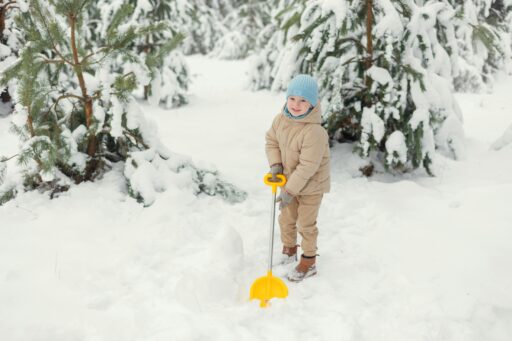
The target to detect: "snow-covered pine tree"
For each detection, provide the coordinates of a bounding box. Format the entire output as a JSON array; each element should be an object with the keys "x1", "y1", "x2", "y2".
[
  {"x1": 0, "y1": 0, "x2": 27, "y2": 110},
  {"x1": 251, "y1": 0, "x2": 512, "y2": 93},
  {"x1": 94, "y1": 0, "x2": 190, "y2": 109},
  {"x1": 251, "y1": 0, "x2": 467, "y2": 174},
  {"x1": 210, "y1": 0, "x2": 271, "y2": 60},
  {"x1": 136, "y1": 0, "x2": 256, "y2": 59},
  {"x1": 180, "y1": 0, "x2": 230, "y2": 55},
  {"x1": 0, "y1": 0, "x2": 247, "y2": 206},
  {"x1": 135, "y1": 0, "x2": 189, "y2": 108},
  {"x1": 447, "y1": 0, "x2": 512, "y2": 91},
  {"x1": 248, "y1": 0, "x2": 308, "y2": 90}
]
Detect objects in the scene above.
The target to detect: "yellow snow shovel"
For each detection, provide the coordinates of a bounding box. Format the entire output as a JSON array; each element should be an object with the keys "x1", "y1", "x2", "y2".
[{"x1": 250, "y1": 173, "x2": 289, "y2": 308}]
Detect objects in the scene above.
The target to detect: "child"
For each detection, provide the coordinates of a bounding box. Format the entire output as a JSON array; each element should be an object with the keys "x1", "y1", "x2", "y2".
[{"x1": 265, "y1": 74, "x2": 331, "y2": 282}]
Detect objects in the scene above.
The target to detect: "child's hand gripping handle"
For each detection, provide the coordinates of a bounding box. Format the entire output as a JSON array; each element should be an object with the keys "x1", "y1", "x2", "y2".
[{"x1": 264, "y1": 174, "x2": 287, "y2": 194}]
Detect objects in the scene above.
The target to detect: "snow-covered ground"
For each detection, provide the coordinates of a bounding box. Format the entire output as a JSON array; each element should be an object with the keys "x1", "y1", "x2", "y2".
[{"x1": 1, "y1": 56, "x2": 511, "y2": 341}]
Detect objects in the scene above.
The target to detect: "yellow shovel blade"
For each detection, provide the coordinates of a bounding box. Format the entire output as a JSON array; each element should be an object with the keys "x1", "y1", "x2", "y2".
[{"x1": 249, "y1": 271, "x2": 288, "y2": 307}]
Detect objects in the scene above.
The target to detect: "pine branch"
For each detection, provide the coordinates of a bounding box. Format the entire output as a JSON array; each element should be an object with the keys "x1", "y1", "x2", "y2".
[
  {"x1": 78, "y1": 0, "x2": 91, "y2": 13},
  {"x1": 46, "y1": 93, "x2": 84, "y2": 117},
  {"x1": 31, "y1": 1, "x2": 74, "y2": 67},
  {"x1": 471, "y1": 23, "x2": 501, "y2": 54},
  {"x1": 22, "y1": 113, "x2": 44, "y2": 169},
  {"x1": 123, "y1": 130, "x2": 148, "y2": 150},
  {"x1": 106, "y1": 3, "x2": 135, "y2": 42},
  {"x1": 0, "y1": 187, "x2": 17, "y2": 206},
  {"x1": 39, "y1": 57, "x2": 68, "y2": 64},
  {"x1": 80, "y1": 42, "x2": 121, "y2": 65},
  {"x1": 0, "y1": 154, "x2": 17, "y2": 162},
  {"x1": 1, "y1": 1, "x2": 18, "y2": 10}
]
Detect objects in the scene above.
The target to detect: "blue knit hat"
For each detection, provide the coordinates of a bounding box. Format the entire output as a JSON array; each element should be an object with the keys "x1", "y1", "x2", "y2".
[{"x1": 286, "y1": 74, "x2": 318, "y2": 107}]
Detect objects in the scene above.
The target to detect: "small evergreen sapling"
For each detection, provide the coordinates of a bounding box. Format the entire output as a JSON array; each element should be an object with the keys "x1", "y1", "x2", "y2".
[{"x1": 0, "y1": 0, "x2": 247, "y2": 206}]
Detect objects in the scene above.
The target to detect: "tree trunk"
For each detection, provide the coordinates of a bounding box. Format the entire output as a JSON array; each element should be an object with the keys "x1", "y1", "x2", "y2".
[
  {"x1": 143, "y1": 35, "x2": 150, "y2": 100},
  {"x1": 0, "y1": 6, "x2": 5, "y2": 37},
  {"x1": 365, "y1": 0, "x2": 373, "y2": 89},
  {"x1": 363, "y1": 0, "x2": 374, "y2": 109},
  {"x1": 69, "y1": 13, "x2": 96, "y2": 159},
  {"x1": 0, "y1": 3, "x2": 11, "y2": 103}
]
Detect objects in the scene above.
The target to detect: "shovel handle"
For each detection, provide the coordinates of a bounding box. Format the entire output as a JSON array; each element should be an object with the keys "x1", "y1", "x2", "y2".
[{"x1": 264, "y1": 174, "x2": 287, "y2": 194}]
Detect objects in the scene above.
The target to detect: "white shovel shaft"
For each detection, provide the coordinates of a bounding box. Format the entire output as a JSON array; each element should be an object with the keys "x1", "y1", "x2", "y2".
[{"x1": 267, "y1": 191, "x2": 277, "y2": 272}]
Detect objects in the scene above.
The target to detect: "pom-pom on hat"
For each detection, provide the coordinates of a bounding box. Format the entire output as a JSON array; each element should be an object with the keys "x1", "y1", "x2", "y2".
[{"x1": 286, "y1": 74, "x2": 318, "y2": 107}]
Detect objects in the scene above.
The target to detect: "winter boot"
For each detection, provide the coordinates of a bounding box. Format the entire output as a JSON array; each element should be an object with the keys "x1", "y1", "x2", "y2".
[
  {"x1": 287, "y1": 255, "x2": 317, "y2": 282},
  {"x1": 276, "y1": 245, "x2": 298, "y2": 266}
]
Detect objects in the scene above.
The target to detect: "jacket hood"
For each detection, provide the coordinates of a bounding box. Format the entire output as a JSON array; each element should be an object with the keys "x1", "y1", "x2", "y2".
[{"x1": 282, "y1": 103, "x2": 322, "y2": 124}]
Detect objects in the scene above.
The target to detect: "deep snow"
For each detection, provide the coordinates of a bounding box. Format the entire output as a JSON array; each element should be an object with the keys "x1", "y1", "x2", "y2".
[{"x1": 1, "y1": 56, "x2": 512, "y2": 341}]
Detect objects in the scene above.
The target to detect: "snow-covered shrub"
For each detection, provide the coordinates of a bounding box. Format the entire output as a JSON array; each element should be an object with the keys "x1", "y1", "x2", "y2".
[{"x1": 125, "y1": 149, "x2": 247, "y2": 206}]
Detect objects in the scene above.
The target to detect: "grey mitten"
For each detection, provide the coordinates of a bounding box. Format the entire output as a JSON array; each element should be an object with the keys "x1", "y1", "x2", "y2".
[
  {"x1": 276, "y1": 190, "x2": 294, "y2": 210},
  {"x1": 270, "y1": 163, "x2": 283, "y2": 182}
]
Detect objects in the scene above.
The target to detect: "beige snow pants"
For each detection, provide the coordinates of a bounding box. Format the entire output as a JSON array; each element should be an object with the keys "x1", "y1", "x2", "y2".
[{"x1": 278, "y1": 193, "x2": 323, "y2": 257}]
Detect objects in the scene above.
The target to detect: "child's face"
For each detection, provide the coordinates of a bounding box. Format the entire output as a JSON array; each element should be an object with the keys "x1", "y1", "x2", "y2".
[{"x1": 287, "y1": 96, "x2": 313, "y2": 116}]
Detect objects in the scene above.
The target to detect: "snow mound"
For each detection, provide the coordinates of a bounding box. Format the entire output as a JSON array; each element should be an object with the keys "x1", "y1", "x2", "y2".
[{"x1": 175, "y1": 225, "x2": 244, "y2": 311}]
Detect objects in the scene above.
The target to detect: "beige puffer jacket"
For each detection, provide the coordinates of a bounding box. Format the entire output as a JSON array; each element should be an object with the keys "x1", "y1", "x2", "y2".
[{"x1": 265, "y1": 104, "x2": 330, "y2": 196}]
